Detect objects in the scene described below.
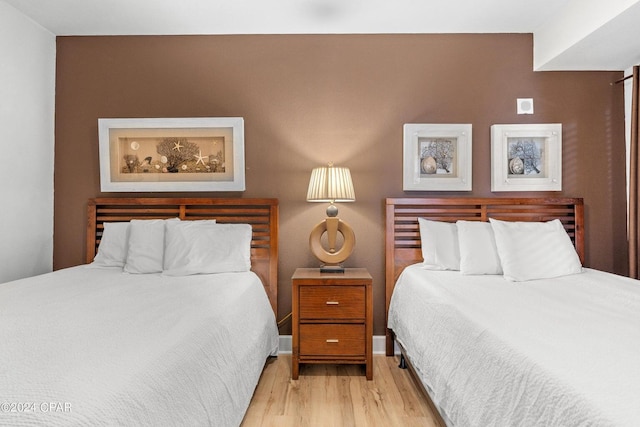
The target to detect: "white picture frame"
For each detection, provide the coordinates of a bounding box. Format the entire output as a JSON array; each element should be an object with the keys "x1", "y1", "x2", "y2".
[
  {"x1": 403, "y1": 123, "x2": 472, "y2": 191},
  {"x1": 491, "y1": 123, "x2": 562, "y2": 192},
  {"x1": 98, "y1": 117, "x2": 245, "y2": 192}
]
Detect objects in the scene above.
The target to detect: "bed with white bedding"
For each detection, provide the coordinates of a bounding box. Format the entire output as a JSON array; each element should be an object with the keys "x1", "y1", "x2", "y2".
[
  {"x1": 1, "y1": 267, "x2": 278, "y2": 426},
  {"x1": 389, "y1": 266, "x2": 640, "y2": 426},
  {"x1": 385, "y1": 197, "x2": 640, "y2": 427},
  {"x1": 0, "y1": 198, "x2": 279, "y2": 427}
]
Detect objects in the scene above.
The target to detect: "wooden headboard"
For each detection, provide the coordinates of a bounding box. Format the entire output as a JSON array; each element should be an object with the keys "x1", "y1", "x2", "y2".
[
  {"x1": 87, "y1": 198, "x2": 279, "y2": 315},
  {"x1": 385, "y1": 197, "x2": 584, "y2": 355}
]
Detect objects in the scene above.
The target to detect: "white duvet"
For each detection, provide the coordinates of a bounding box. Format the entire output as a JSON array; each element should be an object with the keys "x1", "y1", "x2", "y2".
[
  {"x1": 0, "y1": 266, "x2": 278, "y2": 427},
  {"x1": 388, "y1": 265, "x2": 640, "y2": 427}
]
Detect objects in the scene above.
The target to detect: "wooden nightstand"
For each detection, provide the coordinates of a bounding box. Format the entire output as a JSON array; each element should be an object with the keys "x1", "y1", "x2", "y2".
[{"x1": 292, "y1": 268, "x2": 373, "y2": 380}]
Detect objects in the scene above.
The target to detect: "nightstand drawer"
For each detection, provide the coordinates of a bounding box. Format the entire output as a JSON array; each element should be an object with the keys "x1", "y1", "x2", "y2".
[
  {"x1": 299, "y1": 285, "x2": 365, "y2": 319},
  {"x1": 299, "y1": 324, "x2": 365, "y2": 356}
]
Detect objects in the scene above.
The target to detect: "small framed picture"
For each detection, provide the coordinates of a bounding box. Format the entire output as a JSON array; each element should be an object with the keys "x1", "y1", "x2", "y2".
[
  {"x1": 403, "y1": 123, "x2": 472, "y2": 191},
  {"x1": 98, "y1": 117, "x2": 245, "y2": 192},
  {"x1": 491, "y1": 123, "x2": 562, "y2": 192}
]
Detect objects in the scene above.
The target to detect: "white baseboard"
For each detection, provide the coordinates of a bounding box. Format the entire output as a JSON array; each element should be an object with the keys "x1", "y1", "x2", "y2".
[
  {"x1": 278, "y1": 335, "x2": 390, "y2": 355},
  {"x1": 278, "y1": 335, "x2": 292, "y2": 353}
]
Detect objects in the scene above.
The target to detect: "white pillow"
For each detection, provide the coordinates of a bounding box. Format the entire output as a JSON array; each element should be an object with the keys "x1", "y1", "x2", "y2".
[
  {"x1": 163, "y1": 221, "x2": 252, "y2": 276},
  {"x1": 124, "y1": 218, "x2": 178, "y2": 274},
  {"x1": 489, "y1": 218, "x2": 583, "y2": 281},
  {"x1": 456, "y1": 220, "x2": 502, "y2": 275},
  {"x1": 418, "y1": 218, "x2": 460, "y2": 270},
  {"x1": 90, "y1": 222, "x2": 130, "y2": 268}
]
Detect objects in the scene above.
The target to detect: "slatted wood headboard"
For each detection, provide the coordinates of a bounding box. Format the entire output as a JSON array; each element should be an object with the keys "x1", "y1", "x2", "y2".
[
  {"x1": 385, "y1": 197, "x2": 584, "y2": 355},
  {"x1": 87, "y1": 198, "x2": 279, "y2": 315}
]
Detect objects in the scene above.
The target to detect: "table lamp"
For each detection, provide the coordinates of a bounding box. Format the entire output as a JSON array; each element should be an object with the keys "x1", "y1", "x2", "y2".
[{"x1": 306, "y1": 162, "x2": 356, "y2": 273}]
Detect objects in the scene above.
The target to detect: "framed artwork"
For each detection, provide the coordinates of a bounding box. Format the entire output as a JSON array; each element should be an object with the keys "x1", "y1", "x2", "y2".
[
  {"x1": 491, "y1": 123, "x2": 562, "y2": 192},
  {"x1": 98, "y1": 117, "x2": 245, "y2": 192},
  {"x1": 403, "y1": 123, "x2": 472, "y2": 191}
]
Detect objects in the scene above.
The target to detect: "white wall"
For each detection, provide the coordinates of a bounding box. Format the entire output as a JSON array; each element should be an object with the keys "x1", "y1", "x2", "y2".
[
  {"x1": 534, "y1": 0, "x2": 640, "y2": 70},
  {"x1": 0, "y1": 2, "x2": 56, "y2": 283}
]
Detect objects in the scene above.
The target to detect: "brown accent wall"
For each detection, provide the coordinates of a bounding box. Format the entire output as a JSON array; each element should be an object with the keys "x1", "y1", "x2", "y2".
[{"x1": 54, "y1": 34, "x2": 627, "y2": 335}]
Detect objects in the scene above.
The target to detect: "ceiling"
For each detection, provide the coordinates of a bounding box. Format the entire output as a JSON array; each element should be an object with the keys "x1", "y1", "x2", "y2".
[{"x1": 4, "y1": 0, "x2": 640, "y2": 71}]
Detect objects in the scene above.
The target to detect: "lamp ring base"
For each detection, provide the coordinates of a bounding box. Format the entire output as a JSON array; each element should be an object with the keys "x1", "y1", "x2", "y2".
[{"x1": 309, "y1": 218, "x2": 355, "y2": 265}]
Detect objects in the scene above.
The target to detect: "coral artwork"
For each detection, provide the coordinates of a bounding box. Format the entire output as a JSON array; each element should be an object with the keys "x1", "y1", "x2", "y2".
[
  {"x1": 507, "y1": 138, "x2": 544, "y2": 176},
  {"x1": 119, "y1": 136, "x2": 225, "y2": 174},
  {"x1": 419, "y1": 138, "x2": 455, "y2": 175}
]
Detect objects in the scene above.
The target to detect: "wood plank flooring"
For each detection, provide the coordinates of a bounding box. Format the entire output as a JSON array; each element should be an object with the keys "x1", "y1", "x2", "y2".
[{"x1": 241, "y1": 354, "x2": 442, "y2": 427}]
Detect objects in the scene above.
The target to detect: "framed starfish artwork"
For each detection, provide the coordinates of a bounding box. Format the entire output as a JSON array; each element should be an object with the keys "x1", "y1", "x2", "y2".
[{"x1": 98, "y1": 117, "x2": 245, "y2": 192}]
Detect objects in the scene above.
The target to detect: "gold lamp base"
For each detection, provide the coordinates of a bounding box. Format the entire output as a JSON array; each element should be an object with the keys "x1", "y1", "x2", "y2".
[{"x1": 309, "y1": 217, "x2": 355, "y2": 272}]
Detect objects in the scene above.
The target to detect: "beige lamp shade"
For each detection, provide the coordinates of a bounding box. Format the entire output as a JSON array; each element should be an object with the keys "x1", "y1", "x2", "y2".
[
  {"x1": 306, "y1": 163, "x2": 356, "y2": 272},
  {"x1": 306, "y1": 164, "x2": 355, "y2": 204}
]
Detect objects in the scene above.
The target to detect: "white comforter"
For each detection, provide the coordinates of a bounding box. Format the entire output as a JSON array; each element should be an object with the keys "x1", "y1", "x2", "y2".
[
  {"x1": 388, "y1": 265, "x2": 640, "y2": 427},
  {"x1": 0, "y1": 266, "x2": 278, "y2": 427}
]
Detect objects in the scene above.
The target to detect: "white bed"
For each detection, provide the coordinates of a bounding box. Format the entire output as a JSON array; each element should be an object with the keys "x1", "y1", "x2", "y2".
[
  {"x1": 384, "y1": 197, "x2": 640, "y2": 427},
  {"x1": 0, "y1": 197, "x2": 280, "y2": 427},
  {"x1": 389, "y1": 265, "x2": 640, "y2": 426},
  {"x1": 0, "y1": 266, "x2": 278, "y2": 426}
]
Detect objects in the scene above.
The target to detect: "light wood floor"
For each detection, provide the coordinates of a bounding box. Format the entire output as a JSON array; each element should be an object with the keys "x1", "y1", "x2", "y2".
[{"x1": 241, "y1": 354, "x2": 442, "y2": 427}]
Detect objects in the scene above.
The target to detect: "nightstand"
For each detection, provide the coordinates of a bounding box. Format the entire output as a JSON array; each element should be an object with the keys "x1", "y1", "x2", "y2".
[{"x1": 291, "y1": 268, "x2": 373, "y2": 380}]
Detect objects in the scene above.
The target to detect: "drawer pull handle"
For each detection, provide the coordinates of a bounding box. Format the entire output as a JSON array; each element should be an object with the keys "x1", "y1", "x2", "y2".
[
  {"x1": 326, "y1": 301, "x2": 340, "y2": 305},
  {"x1": 326, "y1": 339, "x2": 339, "y2": 343}
]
